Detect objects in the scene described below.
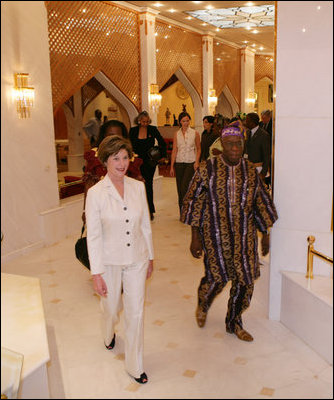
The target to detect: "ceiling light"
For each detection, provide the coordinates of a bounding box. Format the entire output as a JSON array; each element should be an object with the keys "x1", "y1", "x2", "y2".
[
  {"x1": 243, "y1": 40, "x2": 249, "y2": 44},
  {"x1": 201, "y1": 23, "x2": 207, "y2": 26},
  {"x1": 216, "y1": 28, "x2": 220, "y2": 32},
  {"x1": 302, "y1": 28, "x2": 306, "y2": 32},
  {"x1": 186, "y1": 16, "x2": 192, "y2": 20},
  {"x1": 252, "y1": 30, "x2": 259, "y2": 34},
  {"x1": 192, "y1": 1, "x2": 203, "y2": 3},
  {"x1": 168, "y1": 9, "x2": 176, "y2": 13},
  {"x1": 259, "y1": 46, "x2": 264, "y2": 50},
  {"x1": 206, "y1": 5, "x2": 214, "y2": 10},
  {"x1": 317, "y1": 6, "x2": 321, "y2": 9},
  {"x1": 153, "y1": 2, "x2": 163, "y2": 7},
  {"x1": 246, "y1": 2, "x2": 255, "y2": 6}
]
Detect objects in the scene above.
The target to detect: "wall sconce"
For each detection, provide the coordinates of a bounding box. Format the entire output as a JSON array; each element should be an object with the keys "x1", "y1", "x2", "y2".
[
  {"x1": 208, "y1": 89, "x2": 218, "y2": 113},
  {"x1": 12, "y1": 73, "x2": 34, "y2": 118},
  {"x1": 149, "y1": 84, "x2": 162, "y2": 113},
  {"x1": 246, "y1": 91, "x2": 257, "y2": 104}
]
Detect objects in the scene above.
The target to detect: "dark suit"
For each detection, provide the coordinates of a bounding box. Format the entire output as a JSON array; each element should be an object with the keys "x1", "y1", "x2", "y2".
[
  {"x1": 245, "y1": 126, "x2": 271, "y2": 177},
  {"x1": 129, "y1": 125, "x2": 166, "y2": 214}
]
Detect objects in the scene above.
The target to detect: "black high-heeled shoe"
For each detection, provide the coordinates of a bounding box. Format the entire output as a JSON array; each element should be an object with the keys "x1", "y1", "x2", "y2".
[
  {"x1": 105, "y1": 334, "x2": 116, "y2": 350},
  {"x1": 134, "y1": 372, "x2": 148, "y2": 384}
]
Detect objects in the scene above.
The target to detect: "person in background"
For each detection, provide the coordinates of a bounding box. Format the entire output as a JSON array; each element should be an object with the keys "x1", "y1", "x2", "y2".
[
  {"x1": 170, "y1": 112, "x2": 201, "y2": 216},
  {"x1": 82, "y1": 120, "x2": 143, "y2": 223},
  {"x1": 86, "y1": 135, "x2": 153, "y2": 384},
  {"x1": 209, "y1": 119, "x2": 245, "y2": 158},
  {"x1": 200, "y1": 115, "x2": 219, "y2": 162},
  {"x1": 83, "y1": 109, "x2": 102, "y2": 148},
  {"x1": 129, "y1": 111, "x2": 167, "y2": 221},
  {"x1": 181, "y1": 125, "x2": 278, "y2": 342},
  {"x1": 260, "y1": 109, "x2": 273, "y2": 187},
  {"x1": 244, "y1": 112, "x2": 271, "y2": 182}
]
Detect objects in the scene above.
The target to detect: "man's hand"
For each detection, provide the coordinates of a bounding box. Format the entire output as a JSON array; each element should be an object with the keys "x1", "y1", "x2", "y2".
[
  {"x1": 190, "y1": 226, "x2": 203, "y2": 258},
  {"x1": 261, "y1": 232, "x2": 270, "y2": 256}
]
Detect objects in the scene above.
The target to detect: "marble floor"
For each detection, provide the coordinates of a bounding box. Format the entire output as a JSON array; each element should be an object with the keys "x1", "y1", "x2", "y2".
[{"x1": 2, "y1": 178, "x2": 333, "y2": 399}]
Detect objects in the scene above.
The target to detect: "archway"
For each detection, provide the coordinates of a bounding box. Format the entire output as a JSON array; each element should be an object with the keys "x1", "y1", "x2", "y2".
[{"x1": 216, "y1": 85, "x2": 239, "y2": 119}]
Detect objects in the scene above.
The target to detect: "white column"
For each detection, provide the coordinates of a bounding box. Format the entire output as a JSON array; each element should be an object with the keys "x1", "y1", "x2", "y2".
[
  {"x1": 269, "y1": 1, "x2": 333, "y2": 320},
  {"x1": 139, "y1": 8, "x2": 159, "y2": 126},
  {"x1": 67, "y1": 90, "x2": 84, "y2": 172},
  {"x1": 202, "y1": 34, "x2": 214, "y2": 116},
  {"x1": 240, "y1": 46, "x2": 256, "y2": 114}
]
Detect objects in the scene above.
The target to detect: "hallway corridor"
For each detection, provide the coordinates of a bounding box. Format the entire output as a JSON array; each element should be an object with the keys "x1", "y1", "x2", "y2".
[{"x1": 2, "y1": 178, "x2": 332, "y2": 399}]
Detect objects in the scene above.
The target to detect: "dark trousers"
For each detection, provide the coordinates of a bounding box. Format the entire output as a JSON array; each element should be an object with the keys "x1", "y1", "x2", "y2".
[
  {"x1": 175, "y1": 162, "x2": 195, "y2": 214},
  {"x1": 197, "y1": 266, "x2": 254, "y2": 331},
  {"x1": 140, "y1": 161, "x2": 156, "y2": 214}
]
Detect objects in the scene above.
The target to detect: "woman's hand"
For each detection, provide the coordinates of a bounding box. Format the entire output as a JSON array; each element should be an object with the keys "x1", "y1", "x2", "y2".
[
  {"x1": 211, "y1": 148, "x2": 222, "y2": 156},
  {"x1": 146, "y1": 260, "x2": 153, "y2": 279},
  {"x1": 194, "y1": 161, "x2": 200, "y2": 170},
  {"x1": 170, "y1": 165, "x2": 175, "y2": 177},
  {"x1": 92, "y1": 274, "x2": 108, "y2": 297}
]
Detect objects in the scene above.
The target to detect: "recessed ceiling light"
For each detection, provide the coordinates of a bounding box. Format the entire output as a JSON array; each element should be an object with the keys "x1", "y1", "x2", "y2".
[
  {"x1": 186, "y1": 16, "x2": 192, "y2": 20},
  {"x1": 252, "y1": 30, "x2": 259, "y2": 34},
  {"x1": 259, "y1": 46, "x2": 264, "y2": 50},
  {"x1": 201, "y1": 23, "x2": 207, "y2": 26},
  {"x1": 317, "y1": 6, "x2": 321, "y2": 10},
  {"x1": 246, "y1": 2, "x2": 255, "y2": 6},
  {"x1": 252, "y1": 44, "x2": 256, "y2": 47},
  {"x1": 216, "y1": 28, "x2": 220, "y2": 32},
  {"x1": 168, "y1": 9, "x2": 176, "y2": 13},
  {"x1": 302, "y1": 28, "x2": 306, "y2": 32},
  {"x1": 206, "y1": 5, "x2": 214, "y2": 10},
  {"x1": 192, "y1": 1, "x2": 203, "y2": 3},
  {"x1": 153, "y1": 2, "x2": 163, "y2": 7}
]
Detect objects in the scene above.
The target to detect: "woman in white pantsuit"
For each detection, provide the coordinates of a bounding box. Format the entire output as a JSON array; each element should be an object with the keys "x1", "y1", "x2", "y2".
[{"x1": 85, "y1": 135, "x2": 154, "y2": 384}]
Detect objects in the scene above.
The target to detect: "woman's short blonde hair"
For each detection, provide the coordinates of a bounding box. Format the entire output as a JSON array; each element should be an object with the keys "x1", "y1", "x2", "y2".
[
  {"x1": 98, "y1": 135, "x2": 133, "y2": 164},
  {"x1": 134, "y1": 111, "x2": 152, "y2": 125}
]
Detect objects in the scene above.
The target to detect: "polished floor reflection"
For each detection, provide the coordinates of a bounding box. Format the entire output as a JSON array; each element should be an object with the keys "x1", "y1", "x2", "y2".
[{"x1": 2, "y1": 178, "x2": 332, "y2": 399}]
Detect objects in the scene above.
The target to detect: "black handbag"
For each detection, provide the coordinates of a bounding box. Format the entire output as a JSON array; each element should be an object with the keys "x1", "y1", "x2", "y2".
[
  {"x1": 147, "y1": 145, "x2": 162, "y2": 166},
  {"x1": 75, "y1": 224, "x2": 90, "y2": 270}
]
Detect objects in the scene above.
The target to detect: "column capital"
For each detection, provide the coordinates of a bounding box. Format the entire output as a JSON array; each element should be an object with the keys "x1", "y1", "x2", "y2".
[{"x1": 138, "y1": 7, "x2": 160, "y2": 17}]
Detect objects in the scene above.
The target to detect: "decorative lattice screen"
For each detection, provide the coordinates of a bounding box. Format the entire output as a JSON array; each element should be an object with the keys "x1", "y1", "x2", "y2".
[
  {"x1": 45, "y1": 1, "x2": 141, "y2": 113},
  {"x1": 155, "y1": 20, "x2": 203, "y2": 101},
  {"x1": 255, "y1": 55, "x2": 274, "y2": 82},
  {"x1": 213, "y1": 42, "x2": 241, "y2": 106}
]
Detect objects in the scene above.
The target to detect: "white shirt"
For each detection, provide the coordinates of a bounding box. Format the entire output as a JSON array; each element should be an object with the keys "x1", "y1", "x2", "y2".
[
  {"x1": 85, "y1": 175, "x2": 154, "y2": 274},
  {"x1": 175, "y1": 127, "x2": 197, "y2": 163}
]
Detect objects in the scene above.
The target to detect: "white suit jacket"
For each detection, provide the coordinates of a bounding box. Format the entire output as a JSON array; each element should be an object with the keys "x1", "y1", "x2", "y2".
[{"x1": 85, "y1": 174, "x2": 154, "y2": 275}]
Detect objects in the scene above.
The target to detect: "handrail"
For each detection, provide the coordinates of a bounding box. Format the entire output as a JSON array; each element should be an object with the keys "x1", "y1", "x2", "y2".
[{"x1": 306, "y1": 236, "x2": 333, "y2": 279}]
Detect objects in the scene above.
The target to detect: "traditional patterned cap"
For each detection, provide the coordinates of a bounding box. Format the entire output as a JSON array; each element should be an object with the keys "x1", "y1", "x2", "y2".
[
  {"x1": 228, "y1": 120, "x2": 246, "y2": 138},
  {"x1": 221, "y1": 126, "x2": 244, "y2": 139}
]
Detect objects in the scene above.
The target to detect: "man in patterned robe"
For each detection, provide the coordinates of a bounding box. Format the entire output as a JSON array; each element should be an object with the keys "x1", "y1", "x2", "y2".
[{"x1": 181, "y1": 125, "x2": 278, "y2": 342}]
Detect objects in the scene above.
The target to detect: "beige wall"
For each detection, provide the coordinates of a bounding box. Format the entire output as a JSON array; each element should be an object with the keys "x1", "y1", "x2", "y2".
[
  {"x1": 1, "y1": 1, "x2": 59, "y2": 258},
  {"x1": 157, "y1": 82, "x2": 194, "y2": 127}
]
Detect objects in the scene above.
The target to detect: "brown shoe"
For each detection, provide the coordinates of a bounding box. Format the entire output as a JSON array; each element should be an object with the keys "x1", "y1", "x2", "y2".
[
  {"x1": 227, "y1": 325, "x2": 254, "y2": 342},
  {"x1": 195, "y1": 306, "x2": 207, "y2": 328}
]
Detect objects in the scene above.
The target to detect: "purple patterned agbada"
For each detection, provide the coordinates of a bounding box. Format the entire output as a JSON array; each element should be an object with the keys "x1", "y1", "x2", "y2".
[{"x1": 181, "y1": 156, "x2": 278, "y2": 286}]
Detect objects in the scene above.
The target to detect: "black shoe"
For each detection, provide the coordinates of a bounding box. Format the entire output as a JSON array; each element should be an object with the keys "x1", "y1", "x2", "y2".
[
  {"x1": 134, "y1": 372, "x2": 148, "y2": 384},
  {"x1": 105, "y1": 334, "x2": 116, "y2": 350},
  {"x1": 150, "y1": 213, "x2": 154, "y2": 221}
]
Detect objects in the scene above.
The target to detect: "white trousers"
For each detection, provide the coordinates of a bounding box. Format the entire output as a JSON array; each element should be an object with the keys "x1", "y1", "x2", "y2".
[{"x1": 100, "y1": 260, "x2": 148, "y2": 377}]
